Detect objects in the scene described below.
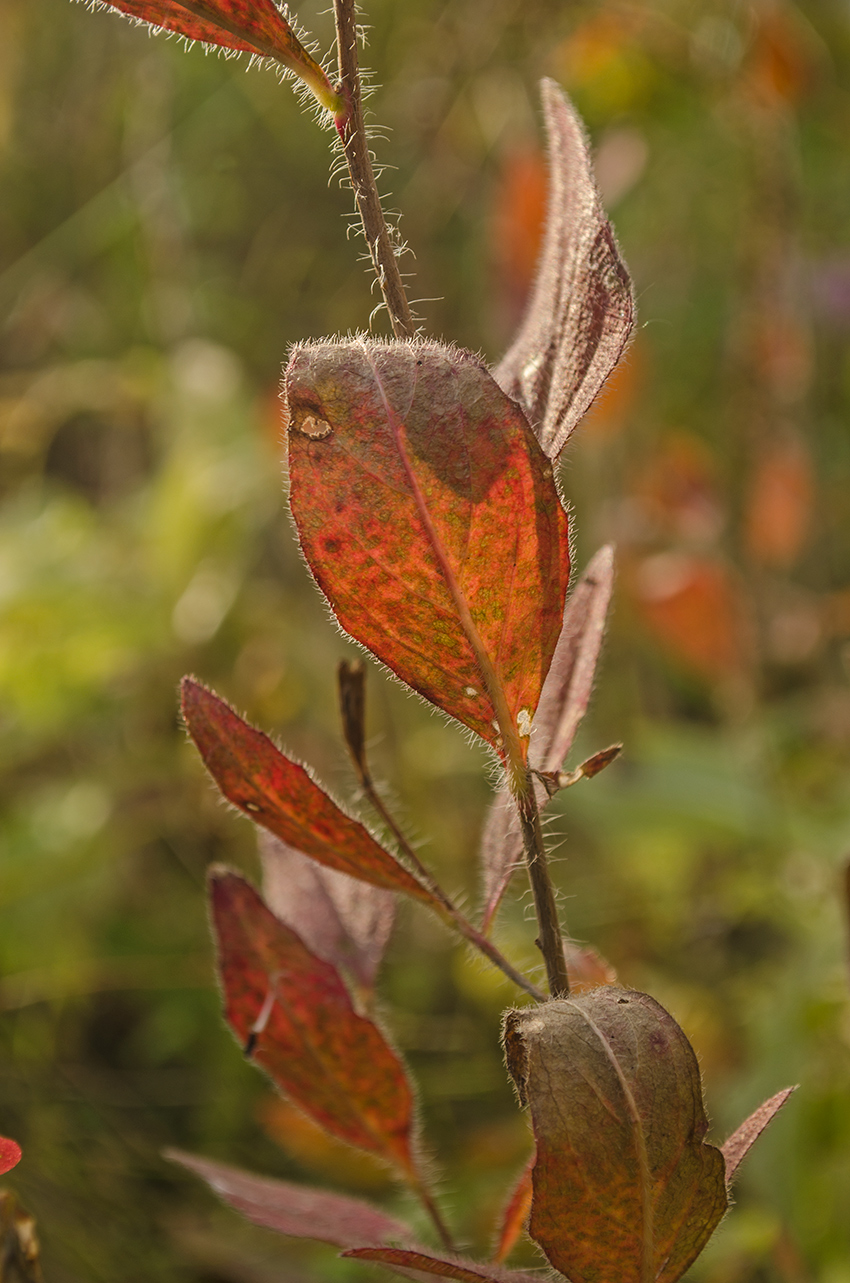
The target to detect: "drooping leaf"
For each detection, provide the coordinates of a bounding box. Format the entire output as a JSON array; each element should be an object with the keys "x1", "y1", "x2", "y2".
[
  {"x1": 721, "y1": 1087, "x2": 797, "y2": 1185},
  {"x1": 495, "y1": 81, "x2": 634, "y2": 460},
  {"x1": 210, "y1": 869, "x2": 418, "y2": 1177},
  {"x1": 285, "y1": 340, "x2": 571, "y2": 759},
  {"x1": 345, "y1": 1247, "x2": 539, "y2": 1283},
  {"x1": 493, "y1": 1157, "x2": 533, "y2": 1263},
  {"x1": 259, "y1": 830, "x2": 396, "y2": 993},
  {"x1": 167, "y1": 1149, "x2": 412, "y2": 1247},
  {"x1": 0, "y1": 1137, "x2": 21, "y2": 1176},
  {"x1": 503, "y1": 989, "x2": 728, "y2": 1283},
  {"x1": 182, "y1": 678, "x2": 434, "y2": 905},
  {"x1": 93, "y1": 0, "x2": 342, "y2": 115},
  {"x1": 480, "y1": 546, "x2": 614, "y2": 928}
]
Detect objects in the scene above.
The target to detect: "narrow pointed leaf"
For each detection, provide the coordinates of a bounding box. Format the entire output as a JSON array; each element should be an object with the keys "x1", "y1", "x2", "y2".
[
  {"x1": 259, "y1": 830, "x2": 396, "y2": 993},
  {"x1": 210, "y1": 869, "x2": 417, "y2": 1176},
  {"x1": 721, "y1": 1087, "x2": 796, "y2": 1185},
  {"x1": 503, "y1": 989, "x2": 728, "y2": 1283},
  {"x1": 480, "y1": 546, "x2": 613, "y2": 928},
  {"x1": 494, "y1": 1157, "x2": 533, "y2": 1263},
  {"x1": 0, "y1": 1136, "x2": 21, "y2": 1175},
  {"x1": 285, "y1": 340, "x2": 571, "y2": 758},
  {"x1": 182, "y1": 678, "x2": 434, "y2": 906},
  {"x1": 495, "y1": 81, "x2": 634, "y2": 459},
  {"x1": 95, "y1": 0, "x2": 342, "y2": 114},
  {"x1": 167, "y1": 1149, "x2": 412, "y2": 1247},
  {"x1": 345, "y1": 1247, "x2": 539, "y2": 1283}
]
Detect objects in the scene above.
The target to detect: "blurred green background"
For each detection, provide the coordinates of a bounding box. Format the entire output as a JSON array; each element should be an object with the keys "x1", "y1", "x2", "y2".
[{"x1": 2, "y1": 0, "x2": 850, "y2": 1278}]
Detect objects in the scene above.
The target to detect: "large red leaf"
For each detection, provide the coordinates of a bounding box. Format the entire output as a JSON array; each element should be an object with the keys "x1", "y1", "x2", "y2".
[
  {"x1": 168, "y1": 1149, "x2": 412, "y2": 1247},
  {"x1": 259, "y1": 830, "x2": 395, "y2": 993},
  {"x1": 495, "y1": 81, "x2": 634, "y2": 460},
  {"x1": 504, "y1": 990, "x2": 728, "y2": 1283},
  {"x1": 210, "y1": 869, "x2": 417, "y2": 1177},
  {"x1": 345, "y1": 1247, "x2": 539, "y2": 1283},
  {"x1": 97, "y1": 0, "x2": 339, "y2": 110},
  {"x1": 182, "y1": 678, "x2": 434, "y2": 905},
  {"x1": 480, "y1": 546, "x2": 614, "y2": 927},
  {"x1": 721, "y1": 1087, "x2": 796, "y2": 1184},
  {"x1": 285, "y1": 340, "x2": 570, "y2": 759}
]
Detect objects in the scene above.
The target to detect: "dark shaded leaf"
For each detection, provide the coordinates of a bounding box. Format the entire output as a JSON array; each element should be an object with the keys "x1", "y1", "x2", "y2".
[
  {"x1": 503, "y1": 989, "x2": 728, "y2": 1283},
  {"x1": 182, "y1": 678, "x2": 434, "y2": 905},
  {"x1": 721, "y1": 1087, "x2": 797, "y2": 1184},
  {"x1": 285, "y1": 340, "x2": 570, "y2": 760},
  {"x1": 495, "y1": 81, "x2": 634, "y2": 459},
  {"x1": 210, "y1": 869, "x2": 417, "y2": 1176},
  {"x1": 259, "y1": 830, "x2": 395, "y2": 993},
  {"x1": 167, "y1": 1149, "x2": 412, "y2": 1247}
]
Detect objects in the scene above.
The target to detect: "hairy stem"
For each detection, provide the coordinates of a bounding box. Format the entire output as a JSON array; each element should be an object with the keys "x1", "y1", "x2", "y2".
[
  {"x1": 414, "y1": 1181, "x2": 456, "y2": 1253},
  {"x1": 333, "y1": 0, "x2": 415, "y2": 338},
  {"x1": 515, "y1": 770, "x2": 569, "y2": 997}
]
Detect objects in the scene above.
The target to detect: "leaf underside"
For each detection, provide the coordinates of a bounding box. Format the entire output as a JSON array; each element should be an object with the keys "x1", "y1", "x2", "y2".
[
  {"x1": 495, "y1": 79, "x2": 635, "y2": 460},
  {"x1": 210, "y1": 869, "x2": 417, "y2": 1176},
  {"x1": 504, "y1": 989, "x2": 728, "y2": 1283},
  {"x1": 99, "y1": 0, "x2": 301, "y2": 60},
  {"x1": 285, "y1": 339, "x2": 570, "y2": 757}
]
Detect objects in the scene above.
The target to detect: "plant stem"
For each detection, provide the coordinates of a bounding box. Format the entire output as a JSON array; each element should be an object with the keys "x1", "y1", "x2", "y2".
[
  {"x1": 414, "y1": 1180, "x2": 455, "y2": 1253},
  {"x1": 514, "y1": 769, "x2": 569, "y2": 997},
  {"x1": 333, "y1": 0, "x2": 415, "y2": 339}
]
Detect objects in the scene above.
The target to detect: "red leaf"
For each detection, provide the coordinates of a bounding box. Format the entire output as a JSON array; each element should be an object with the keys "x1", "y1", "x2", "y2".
[
  {"x1": 345, "y1": 1247, "x2": 539, "y2": 1283},
  {"x1": 0, "y1": 1136, "x2": 21, "y2": 1176},
  {"x1": 480, "y1": 546, "x2": 614, "y2": 928},
  {"x1": 98, "y1": 0, "x2": 339, "y2": 112},
  {"x1": 285, "y1": 340, "x2": 570, "y2": 760},
  {"x1": 721, "y1": 1087, "x2": 796, "y2": 1185},
  {"x1": 494, "y1": 1157, "x2": 533, "y2": 1263},
  {"x1": 182, "y1": 678, "x2": 433, "y2": 906},
  {"x1": 495, "y1": 81, "x2": 634, "y2": 459},
  {"x1": 210, "y1": 870, "x2": 418, "y2": 1176},
  {"x1": 259, "y1": 830, "x2": 395, "y2": 993},
  {"x1": 167, "y1": 1149, "x2": 411, "y2": 1247}
]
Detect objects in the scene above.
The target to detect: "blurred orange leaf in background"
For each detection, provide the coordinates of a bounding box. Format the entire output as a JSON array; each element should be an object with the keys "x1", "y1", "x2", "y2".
[
  {"x1": 745, "y1": 436, "x2": 813, "y2": 568},
  {"x1": 634, "y1": 553, "x2": 750, "y2": 679}
]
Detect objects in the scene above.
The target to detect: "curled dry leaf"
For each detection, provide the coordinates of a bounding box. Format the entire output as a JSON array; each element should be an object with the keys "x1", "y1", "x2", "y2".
[
  {"x1": 259, "y1": 830, "x2": 395, "y2": 993},
  {"x1": 285, "y1": 340, "x2": 570, "y2": 760},
  {"x1": 721, "y1": 1087, "x2": 797, "y2": 1185},
  {"x1": 493, "y1": 1156, "x2": 533, "y2": 1263},
  {"x1": 481, "y1": 545, "x2": 614, "y2": 928},
  {"x1": 181, "y1": 678, "x2": 433, "y2": 906},
  {"x1": 503, "y1": 989, "x2": 728, "y2": 1283},
  {"x1": 345, "y1": 1247, "x2": 539, "y2": 1283},
  {"x1": 167, "y1": 1149, "x2": 411, "y2": 1248},
  {"x1": 495, "y1": 81, "x2": 634, "y2": 460},
  {"x1": 210, "y1": 869, "x2": 417, "y2": 1177},
  {"x1": 96, "y1": 0, "x2": 342, "y2": 114}
]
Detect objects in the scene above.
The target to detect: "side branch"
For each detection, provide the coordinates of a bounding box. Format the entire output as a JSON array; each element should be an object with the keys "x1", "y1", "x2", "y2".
[{"x1": 333, "y1": 0, "x2": 415, "y2": 339}]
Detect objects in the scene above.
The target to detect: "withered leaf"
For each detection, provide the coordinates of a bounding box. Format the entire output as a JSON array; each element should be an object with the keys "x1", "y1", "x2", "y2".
[
  {"x1": 721, "y1": 1087, "x2": 796, "y2": 1185},
  {"x1": 167, "y1": 1149, "x2": 412, "y2": 1248},
  {"x1": 285, "y1": 339, "x2": 570, "y2": 759},
  {"x1": 259, "y1": 830, "x2": 396, "y2": 994},
  {"x1": 495, "y1": 81, "x2": 634, "y2": 460},
  {"x1": 503, "y1": 989, "x2": 728, "y2": 1283}
]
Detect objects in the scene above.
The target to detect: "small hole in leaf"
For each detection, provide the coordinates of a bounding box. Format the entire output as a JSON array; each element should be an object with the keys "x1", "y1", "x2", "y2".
[{"x1": 618, "y1": 998, "x2": 629, "y2": 1004}]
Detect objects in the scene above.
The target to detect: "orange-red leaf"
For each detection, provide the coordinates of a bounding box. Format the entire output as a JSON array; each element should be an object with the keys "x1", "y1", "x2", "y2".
[
  {"x1": 345, "y1": 1247, "x2": 539, "y2": 1283},
  {"x1": 634, "y1": 553, "x2": 750, "y2": 680},
  {"x1": 494, "y1": 1157, "x2": 533, "y2": 1262},
  {"x1": 168, "y1": 1149, "x2": 411, "y2": 1247},
  {"x1": 721, "y1": 1087, "x2": 796, "y2": 1185},
  {"x1": 210, "y1": 869, "x2": 417, "y2": 1176},
  {"x1": 259, "y1": 830, "x2": 395, "y2": 993},
  {"x1": 495, "y1": 81, "x2": 634, "y2": 459},
  {"x1": 182, "y1": 678, "x2": 433, "y2": 905},
  {"x1": 745, "y1": 438, "x2": 813, "y2": 568},
  {"x1": 481, "y1": 546, "x2": 613, "y2": 928},
  {"x1": 285, "y1": 340, "x2": 570, "y2": 758},
  {"x1": 0, "y1": 1136, "x2": 21, "y2": 1176},
  {"x1": 504, "y1": 990, "x2": 728, "y2": 1283}
]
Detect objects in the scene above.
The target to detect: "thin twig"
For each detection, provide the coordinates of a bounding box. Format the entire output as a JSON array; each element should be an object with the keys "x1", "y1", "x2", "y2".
[
  {"x1": 414, "y1": 1180, "x2": 456, "y2": 1254},
  {"x1": 338, "y1": 662, "x2": 545, "y2": 1002},
  {"x1": 333, "y1": 0, "x2": 415, "y2": 338}
]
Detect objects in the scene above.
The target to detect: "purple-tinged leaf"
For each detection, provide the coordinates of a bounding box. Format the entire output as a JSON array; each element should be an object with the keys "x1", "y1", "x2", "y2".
[
  {"x1": 345, "y1": 1247, "x2": 539, "y2": 1283},
  {"x1": 722, "y1": 1087, "x2": 797, "y2": 1185},
  {"x1": 167, "y1": 1149, "x2": 412, "y2": 1247},
  {"x1": 259, "y1": 830, "x2": 396, "y2": 994},
  {"x1": 495, "y1": 82, "x2": 635, "y2": 460},
  {"x1": 480, "y1": 546, "x2": 614, "y2": 928}
]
